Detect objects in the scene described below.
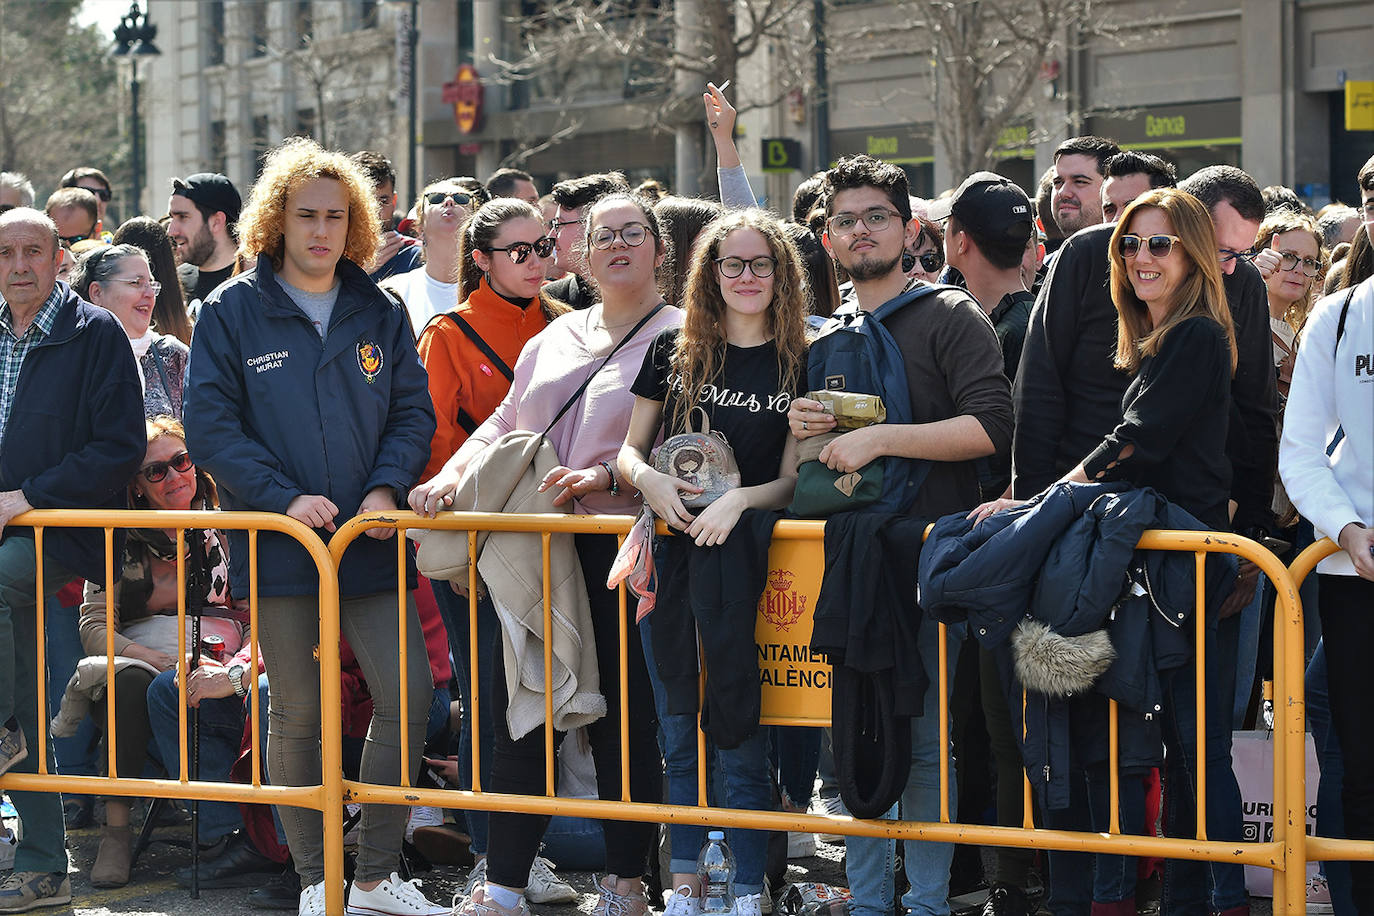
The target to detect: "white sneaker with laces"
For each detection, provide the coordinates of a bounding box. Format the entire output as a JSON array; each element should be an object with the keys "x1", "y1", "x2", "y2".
[
  {"x1": 405, "y1": 805, "x2": 444, "y2": 843},
  {"x1": 663, "y1": 886, "x2": 702, "y2": 916},
  {"x1": 525, "y1": 855, "x2": 577, "y2": 904},
  {"x1": 346, "y1": 872, "x2": 447, "y2": 915},
  {"x1": 463, "y1": 858, "x2": 488, "y2": 899},
  {"x1": 786, "y1": 831, "x2": 816, "y2": 859},
  {"x1": 816, "y1": 794, "x2": 846, "y2": 843},
  {"x1": 735, "y1": 893, "x2": 765, "y2": 916},
  {"x1": 299, "y1": 880, "x2": 328, "y2": 916}
]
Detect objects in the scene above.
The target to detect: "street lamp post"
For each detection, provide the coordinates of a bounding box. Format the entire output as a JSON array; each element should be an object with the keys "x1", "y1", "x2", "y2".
[{"x1": 111, "y1": 2, "x2": 161, "y2": 219}]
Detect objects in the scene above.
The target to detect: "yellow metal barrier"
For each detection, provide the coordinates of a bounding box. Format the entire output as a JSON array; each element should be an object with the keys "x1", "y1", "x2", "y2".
[
  {"x1": 0, "y1": 509, "x2": 348, "y2": 915},
  {"x1": 1286, "y1": 537, "x2": 1374, "y2": 874},
  {"x1": 332, "y1": 511, "x2": 1308, "y2": 914}
]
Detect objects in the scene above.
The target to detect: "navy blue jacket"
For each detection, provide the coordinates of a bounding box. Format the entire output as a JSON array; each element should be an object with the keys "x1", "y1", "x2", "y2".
[
  {"x1": 184, "y1": 255, "x2": 436, "y2": 598},
  {"x1": 0, "y1": 283, "x2": 145, "y2": 585}
]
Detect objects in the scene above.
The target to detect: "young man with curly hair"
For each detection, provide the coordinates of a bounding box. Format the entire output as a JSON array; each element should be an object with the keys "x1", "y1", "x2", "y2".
[{"x1": 184, "y1": 137, "x2": 442, "y2": 916}]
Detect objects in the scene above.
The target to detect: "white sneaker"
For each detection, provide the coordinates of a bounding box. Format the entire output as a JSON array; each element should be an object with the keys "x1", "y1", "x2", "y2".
[
  {"x1": 786, "y1": 831, "x2": 816, "y2": 859},
  {"x1": 405, "y1": 805, "x2": 444, "y2": 843},
  {"x1": 664, "y1": 886, "x2": 702, "y2": 916},
  {"x1": 736, "y1": 893, "x2": 765, "y2": 916},
  {"x1": 525, "y1": 855, "x2": 577, "y2": 904},
  {"x1": 816, "y1": 794, "x2": 846, "y2": 843},
  {"x1": 462, "y1": 857, "x2": 488, "y2": 899},
  {"x1": 346, "y1": 872, "x2": 447, "y2": 915},
  {"x1": 299, "y1": 880, "x2": 328, "y2": 916}
]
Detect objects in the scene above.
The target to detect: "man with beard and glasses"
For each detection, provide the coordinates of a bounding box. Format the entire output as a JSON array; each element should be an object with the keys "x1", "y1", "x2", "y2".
[
  {"x1": 168, "y1": 173, "x2": 241, "y2": 321},
  {"x1": 788, "y1": 155, "x2": 1013, "y2": 916}
]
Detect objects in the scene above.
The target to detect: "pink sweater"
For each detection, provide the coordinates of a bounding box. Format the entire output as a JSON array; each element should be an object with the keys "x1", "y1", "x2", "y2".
[{"x1": 472, "y1": 304, "x2": 682, "y2": 515}]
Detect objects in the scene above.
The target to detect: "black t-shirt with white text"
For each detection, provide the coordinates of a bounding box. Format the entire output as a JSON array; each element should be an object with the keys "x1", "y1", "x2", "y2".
[{"x1": 631, "y1": 328, "x2": 797, "y2": 488}]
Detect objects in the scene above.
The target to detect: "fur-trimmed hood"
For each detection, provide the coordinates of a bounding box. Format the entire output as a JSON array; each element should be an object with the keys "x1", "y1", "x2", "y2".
[{"x1": 1012, "y1": 619, "x2": 1116, "y2": 697}]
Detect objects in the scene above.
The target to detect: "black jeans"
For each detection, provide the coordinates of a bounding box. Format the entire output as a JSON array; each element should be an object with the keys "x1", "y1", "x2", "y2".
[
  {"x1": 1317, "y1": 573, "x2": 1374, "y2": 914},
  {"x1": 485, "y1": 534, "x2": 662, "y2": 888}
]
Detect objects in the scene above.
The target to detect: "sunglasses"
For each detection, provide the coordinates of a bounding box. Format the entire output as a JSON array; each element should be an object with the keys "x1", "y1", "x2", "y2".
[
  {"x1": 140, "y1": 450, "x2": 193, "y2": 483},
  {"x1": 590, "y1": 223, "x2": 650, "y2": 250},
  {"x1": 484, "y1": 237, "x2": 556, "y2": 264},
  {"x1": 425, "y1": 191, "x2": 472, "y2": 206},
  {"x1": 1218, "y1": 245, "x2": 1260, "y2": 264},
  {"x1": 80, "y1": 186, "x2": 113, "y2": 202},
  {"x1": 715, "y1": 255, "x2": 777, "y2": 278},
  {"x1": 1118, "y1": 233, "x2": 1182, "y2": 259}
]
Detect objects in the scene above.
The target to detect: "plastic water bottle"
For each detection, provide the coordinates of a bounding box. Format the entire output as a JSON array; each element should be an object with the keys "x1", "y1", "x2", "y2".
[{"x1": 697, "y1": 830, "x2": 736, "y2": 915}]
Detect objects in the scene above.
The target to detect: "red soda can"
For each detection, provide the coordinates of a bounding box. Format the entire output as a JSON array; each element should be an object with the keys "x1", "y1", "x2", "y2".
[{"x1": 201, "y1": 634, "x2": 226, "y2": 663}]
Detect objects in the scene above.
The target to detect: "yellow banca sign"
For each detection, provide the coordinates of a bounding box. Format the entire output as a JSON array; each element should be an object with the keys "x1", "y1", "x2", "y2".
[{"x1": 755, "y1": 539, "x2": 831, "y2": 722}]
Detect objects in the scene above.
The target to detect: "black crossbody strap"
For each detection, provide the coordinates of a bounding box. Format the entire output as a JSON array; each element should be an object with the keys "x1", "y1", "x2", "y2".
[
  {"x1": 543, "y1": 302, "x2": 666, "y2": 437},
  {"x1": 449, "y1": 313, "x2": 514, "y2": 382},
  {"x1": 1335, "y1": 283, "x2": 1357, "y2": 356}
]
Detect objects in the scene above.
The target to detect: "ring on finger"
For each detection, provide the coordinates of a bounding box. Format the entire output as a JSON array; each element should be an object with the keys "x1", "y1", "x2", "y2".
[{"x1": 803, "y1": 420, "x2": 808, "y2": 430}]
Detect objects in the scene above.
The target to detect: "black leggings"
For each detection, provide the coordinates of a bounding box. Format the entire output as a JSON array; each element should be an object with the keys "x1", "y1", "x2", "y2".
[
  {"x1": 1316, "y1": 573, "x2": 1374, "y2": 913},
  {"x1": 485, "y1": 534, "x2": 662, "y2": 888}
]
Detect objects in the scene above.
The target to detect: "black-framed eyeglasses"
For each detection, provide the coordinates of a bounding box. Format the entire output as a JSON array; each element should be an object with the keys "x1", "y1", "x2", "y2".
[
  {"x1": 483, "y1": 237, "x2": 556, "y2": 264},
  {"x1": 827, "y1": 208, "x2": 902, "y2": 236},
  {"x1": 589, "y1": 223, "x2": 649, "y2": 250},
  {"x1": 715, "y1": 255, "x2": 777, "y2": 279},
  {"x1": 1275, "y1": 251, "x2": 1322, "y2": 278},
  {"x1": 1119, "y1": 233, "x2": 1182, "y2": 259},
  {"x1": 140, "y1": 450, "x2": 193, "y2": 483},
  {"x1": 1218, "y1": 245, "x2": 1260, "y2": 264},
  {"x1": 547, "y1": 218, "x2": 581, "y2": 232},
  {"x1": 426, "y1": 191, "x2": 473, "y2": 206},
  {"x1": 79, "y1": 186, "x2": 113, "y2": 202}
]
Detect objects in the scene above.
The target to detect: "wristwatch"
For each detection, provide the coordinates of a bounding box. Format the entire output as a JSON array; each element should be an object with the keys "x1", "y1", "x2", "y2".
[{"x1": 227, "y1": 663, "x2": 248, "y2": 698}]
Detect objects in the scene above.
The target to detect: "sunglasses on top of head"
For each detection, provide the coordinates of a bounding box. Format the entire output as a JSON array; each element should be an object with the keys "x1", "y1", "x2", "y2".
[
  {"x1": 1118, "y1": 233, "x2": 1182, "y2": 259},
  {"x1": 483, "y1": 237, "x2": 556, "y2": 264},
  {"x1": 140, "y1": 450, "x2": 193, "y2": 483}
]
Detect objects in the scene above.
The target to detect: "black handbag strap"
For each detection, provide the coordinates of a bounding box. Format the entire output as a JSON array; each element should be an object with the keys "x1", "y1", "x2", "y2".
[
  {"x1": 449, "y1": 313, "x2": 514, "y2": 382},
  {"x1": 1335, "y1": 283, "x2": 1357, "y2": 356},
  {"x1": 543, "y1": 302, "x2": 666, "y2": 437}
]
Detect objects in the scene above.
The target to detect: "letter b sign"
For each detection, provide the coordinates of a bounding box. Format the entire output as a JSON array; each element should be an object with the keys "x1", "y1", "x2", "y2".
[{"x1": 761, "y1": 138, "x2": 801, "y2": 173}]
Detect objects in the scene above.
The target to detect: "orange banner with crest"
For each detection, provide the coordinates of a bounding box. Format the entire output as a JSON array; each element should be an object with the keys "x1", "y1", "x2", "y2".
[{"x1": 755, "y1": 539, "x2": 830, "y2": 723}]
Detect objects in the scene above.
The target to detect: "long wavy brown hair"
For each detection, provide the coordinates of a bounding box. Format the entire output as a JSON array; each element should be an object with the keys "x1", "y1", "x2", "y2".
[
  {"x1": 1109, "y1": 189, "x2": 1236, "y2": 375},
  {"x1": 1254, "y1": 209, "x2": 1329, "y2": 334},
  {"x1": 236, "y1": 137, "x2": 379, "y2": 273},
  {"x1": 671, "y1": 209, "x2": 808, "y2": 433}
]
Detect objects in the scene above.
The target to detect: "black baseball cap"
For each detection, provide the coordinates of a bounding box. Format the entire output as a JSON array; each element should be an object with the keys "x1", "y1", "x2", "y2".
[
  {"x1": 926, "y1": 171, "x2": 1033, "y2": 241},
  {"x1": 171, "y1": 173, "x2": 242, "y2": 226}
]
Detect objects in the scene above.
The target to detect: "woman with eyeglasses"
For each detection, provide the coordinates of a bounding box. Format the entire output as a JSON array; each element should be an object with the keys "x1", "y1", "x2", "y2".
[
  {"x1": 384, "y1": 178, "x2": 483, "y2": 336},
  {"x1": 74, "y1": 416, "x2": 242, "y2": 887},
  {"x1": 432, "y1": 193, "x2": 679, "y2": 916},
  {"x1": 71, "y1": 244, "x2": 189, "y2": 419},
  {"x1": 407, "y1": 197, "x2": 570, "y2": 895},
  {"x1": 618, "y1": 209, "x2": 807, "y2": 916}
]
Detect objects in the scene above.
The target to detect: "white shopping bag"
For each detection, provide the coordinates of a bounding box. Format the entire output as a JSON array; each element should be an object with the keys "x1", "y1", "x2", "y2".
[{"x1": 1232, "y1": 729, "x2": 1329, "y2": 908}]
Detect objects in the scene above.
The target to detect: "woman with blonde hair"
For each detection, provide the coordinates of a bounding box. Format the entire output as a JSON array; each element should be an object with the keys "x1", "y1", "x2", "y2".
[
  {"x1": 619, "y1": 209, "x2": 807, "y2": 916},
  {"x1": 186, "y1": 137, "x2": 442, "y2": 916},
  {"x1": 1255, "y1": 209, "x2": 1328, "y2": 403}
]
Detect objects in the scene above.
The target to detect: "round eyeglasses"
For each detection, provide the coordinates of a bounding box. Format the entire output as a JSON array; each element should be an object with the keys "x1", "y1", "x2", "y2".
[
  {"x1": 715, "y1": 256, "x2": 776, "y2": 279},
  {"x1": 1274, "y1": 251, "x2": 1322, "y2": 278},
  {"x1": 590, "y1": 223, "x2": 649, "y2": 250}
]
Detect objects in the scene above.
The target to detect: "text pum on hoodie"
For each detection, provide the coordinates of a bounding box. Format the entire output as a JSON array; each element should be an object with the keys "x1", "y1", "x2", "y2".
[{"x1": 246, "y1": 350, "x2": 290, "y2": 373}]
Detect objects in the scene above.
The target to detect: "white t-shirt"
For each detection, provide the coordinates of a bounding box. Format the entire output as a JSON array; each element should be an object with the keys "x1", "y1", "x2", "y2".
[{"x1": 386, "y1": 266, "x2": 459, "y2": 337}]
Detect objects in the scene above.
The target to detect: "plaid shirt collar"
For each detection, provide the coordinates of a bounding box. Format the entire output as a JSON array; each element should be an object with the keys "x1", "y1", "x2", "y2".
[{"x1": 0, "y1": 282, "x2": 65, "y2": 342}]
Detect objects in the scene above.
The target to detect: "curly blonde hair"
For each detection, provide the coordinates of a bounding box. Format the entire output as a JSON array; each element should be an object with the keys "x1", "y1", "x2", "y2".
[
  {"x1": 236, "y1": 137, "x2": 380, "y2": 271},
  {"x1": 671, "y1": 209, "x2": 808, "y2": 433}
]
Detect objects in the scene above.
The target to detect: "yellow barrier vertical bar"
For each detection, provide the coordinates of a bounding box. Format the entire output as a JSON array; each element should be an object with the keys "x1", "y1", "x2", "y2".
[
  {"x1": 618, "y1": 545, "x2": 629, "y2": 803},
  {"x1": 698, "y1": 645, "x2": 708, "y2": 806},
  {"x1": 105, "y1": 526, "x2": 117, "y2": 778},
  {"x1": 1194, "y1": 551, "x2": 1206, "y2": 841},
  {"x1": 33, "y1": 528, "x2": 47, "y2": 776},
  {"x1": 177, "y1": 528, "x2": 189, "y2": 781},
  {"x1": 397, "y1": 534, "x2": 410, "y2": 787},
  {"x1": 542, "y1": 532, "x2": 554, "y2": 796},
  {"x1": 469, "y1": 531, "x2": 481, "y2": 793},
  {"x1": 938, "y1": 622, "x2": 949, "y2": 823},
  {"x1": 249, "y1": 529, "x2": 261, "y2": 787},
  {"x1": 1278, "y1": 558, "x2": 1306, "y2": 916},
  {"x1": 1108, "y1": 699, "x2": 1120, "y2": 834},
  {"x1": 1022, "y1": 689, "x2": 1034, "y2": 829},
  {"x1": 318, "y1": 530, "x2": 346, "y2": 915}
]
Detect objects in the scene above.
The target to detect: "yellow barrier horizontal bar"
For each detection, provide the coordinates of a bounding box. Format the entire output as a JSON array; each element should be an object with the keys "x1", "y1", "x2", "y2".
[
  {"x1": 0, "y1": 773, "x2": 322, "y2": 806},
  {"x1": 342, "y1": 781, "x2": 1281, "y2": 866},
  {"x1": 1306, "y1": 836, "x2": 1374, "y2": 861}
]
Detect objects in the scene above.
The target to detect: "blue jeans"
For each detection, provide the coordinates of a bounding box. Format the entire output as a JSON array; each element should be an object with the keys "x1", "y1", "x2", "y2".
[
  {"x1": 1233, "y1": 573, "x2": 1266, "y2": 729},
  {"x1": 145, "y1": 668, "x2": 248, "y2": 842},
  {"x1": 1160, "y1": 613, "x2": 1247, "y2": 915},
  {"x1": 771, "y1": 726, "x2": 821, "y2": 810},
  {"x1": 845, "y1": 616, "x2": 964, "y2": 916},
  {"x1": 433, "y1": 579, "x2": 498, "y2": 857},
  {"x1": 45, "y1": 592, "x2": 98, "y2": 779},
  {"x1": 540, "y1": 813, "x2": 606, "y2": 872},
  {"x1": 1308, "y1": 641, "x2": 1357, "y2": 916}
]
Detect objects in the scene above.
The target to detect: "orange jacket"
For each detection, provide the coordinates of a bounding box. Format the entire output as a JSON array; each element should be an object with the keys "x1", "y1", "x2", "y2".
[{"x1": 416, "y1": 277, "x2": 551, "y2": 481}]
